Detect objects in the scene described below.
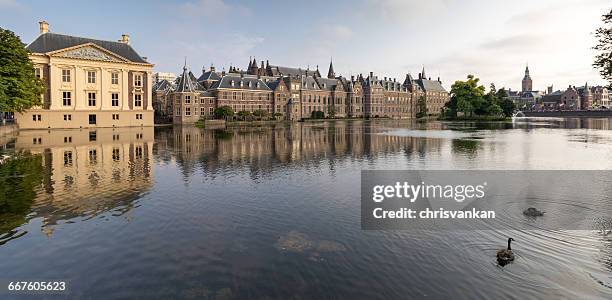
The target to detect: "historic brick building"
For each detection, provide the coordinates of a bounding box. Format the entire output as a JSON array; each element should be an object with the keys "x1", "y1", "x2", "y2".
[{"x1": 154, "y1": 58, "x2": 449, "y2": 122}]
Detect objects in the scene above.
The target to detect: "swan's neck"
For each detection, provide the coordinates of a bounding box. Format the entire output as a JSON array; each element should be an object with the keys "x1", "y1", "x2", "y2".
[{"x1": 507, "y1": 239, "x2": 512, "y2": 250}]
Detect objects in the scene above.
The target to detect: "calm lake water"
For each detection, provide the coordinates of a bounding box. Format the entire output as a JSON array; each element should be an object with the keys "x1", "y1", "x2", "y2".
[{"x1": 1, "y1": 118, "x2": 612, "y2": 299}]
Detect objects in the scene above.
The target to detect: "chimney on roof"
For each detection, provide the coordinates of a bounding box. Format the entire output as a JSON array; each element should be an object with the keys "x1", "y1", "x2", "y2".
[
  {"x1": 119, "y1": 34, "x2": 130, "y2": 45},
  {"x1": 39, "y1": 20, "x2": 49, "y2": 34},
  {"x1": 369, "y1": 72, "x2": 373, "y2": 78}
]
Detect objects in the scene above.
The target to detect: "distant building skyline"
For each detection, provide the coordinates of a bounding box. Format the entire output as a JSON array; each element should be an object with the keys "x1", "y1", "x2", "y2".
[{"x1": 1, "y1": 0, "x2": 610, "y2": 91}]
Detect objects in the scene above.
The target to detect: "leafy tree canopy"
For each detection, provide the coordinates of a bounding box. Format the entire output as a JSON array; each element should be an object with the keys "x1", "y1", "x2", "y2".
[
  {"x1": 0, "y1": 28, "x2": 45, "y2": 112},
  {"x1": 593, "y1": 8, "x2": 612, "y2": 87}
]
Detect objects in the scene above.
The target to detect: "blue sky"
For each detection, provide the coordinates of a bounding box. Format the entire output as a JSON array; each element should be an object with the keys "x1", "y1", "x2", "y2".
[{"x1": 1, "y1": 0, "x2": 610, "y2": 91}]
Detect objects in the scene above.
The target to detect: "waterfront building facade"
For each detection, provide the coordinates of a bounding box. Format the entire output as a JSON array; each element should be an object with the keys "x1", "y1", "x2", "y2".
[
  {"x1": 17, "y1": 21, "x2": 154, "y2": 129},
  {"x1": 155, "y1": 58, "x2": 447, "y2": 123}
]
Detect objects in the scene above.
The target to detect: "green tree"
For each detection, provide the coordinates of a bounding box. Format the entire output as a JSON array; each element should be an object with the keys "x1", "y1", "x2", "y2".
[
  {"x1": 327, "y1": 106, "x2": 336, "y2": 118},
  {"x1": 0, "y1": 28, "x2": 45, "y2": 113},
  {"x1": 311, "y1": 110, "x2": 324, "y2": 119},
  {"x1": 593, "y1": 8, "x2": 612, "y2": 87},
  {"x1": 252, "y1": 109, "x2": 268, "y2": 118},
  {"x1": 416, "y1": 96, "x2": 427, "y2": 118},
  {"x1": 237, "y1": 110, "x2": 251, "y2": 120},
  {"x1": 494, "y1": 88, "x2": 514, "y2": 117},
  {"x1": 450, "y1": 75, "x2": 486, "y2": 117},
  {"x1": 214, "y1": 106, "x2": 234, "y2": 119}
]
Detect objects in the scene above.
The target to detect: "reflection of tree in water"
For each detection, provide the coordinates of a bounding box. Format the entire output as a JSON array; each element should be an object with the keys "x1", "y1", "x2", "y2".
[
  {"x1": 0, "y1": 152, "x2": 43, "y2": 242},
  {"x1": 214, "y1": 129, "x2": 234, "y2": 140},
  {"x1": 452, "y1": 139, "x2": 480, "y2": 157}
]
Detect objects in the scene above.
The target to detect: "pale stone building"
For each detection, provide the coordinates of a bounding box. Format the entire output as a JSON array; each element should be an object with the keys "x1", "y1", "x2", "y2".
[{"x1": 16, "y1": 21, "x2": 154, "y2": 129}]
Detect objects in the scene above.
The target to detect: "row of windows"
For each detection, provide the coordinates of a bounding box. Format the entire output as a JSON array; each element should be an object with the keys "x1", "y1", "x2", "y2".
[
  {"x1": 61, "y1": 146, "x2": 144, "y2": 166},
  {"x1": 36, "y1": 67, "x2": 142, "y2": 87},
  {"x1": 34, "y1": 113, "x2": 144, "y2": 123},
  {"x1": 60, "y1": 92, "x2": 140, "y2": 107}
]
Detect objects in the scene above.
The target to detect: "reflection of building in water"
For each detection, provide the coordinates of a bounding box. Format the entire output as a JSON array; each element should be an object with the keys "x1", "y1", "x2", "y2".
[
  {"x1": 162, "y1": 122, "x2": 443, "y2": 174},
  {"x1": 14, "y1": 127, "x2": 154, "y2": 233}
]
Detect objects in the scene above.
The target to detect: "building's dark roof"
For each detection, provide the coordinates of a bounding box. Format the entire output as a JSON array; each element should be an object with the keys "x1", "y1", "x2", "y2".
[
  {"x1": 541, "y1": 91, "x2": 562, "y2": 103},
  {"x1": 198, "y1": 70, "x2": 221, "y2": 82},
  {"x1": 415, "y1": 78, "x2": 447, "y2": 93},
  {"x1": 210, "y1": 75, "x2": 271, "y2": 91},
  {"x1": 152, "y1": 79, "x2": 174, "y2": 92},
  {"x1": 380, "y1": 78, "x2": 403, "y2": 92},
  {"x1": 315, "y1": 77, "x2": 338, "y2": 91},
  {"x1": 266, "y1": 79, "x2": 281, "y2": 90},
  {"x1": 269, "y1": 65, "x2": 319, "y2": 77},
  {"x1": 26, "y1": 32, "x2": 149, "y2": 63},
  {"x1": 301, "y1": 76, "x2": 321, "y2": 90},
  {"x1": 175, "y1": 67, "x2": 204, "y2": 93}
]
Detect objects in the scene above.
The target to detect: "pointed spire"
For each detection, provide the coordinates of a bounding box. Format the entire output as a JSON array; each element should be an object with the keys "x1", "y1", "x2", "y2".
[
  {"x1": 327, "y1": 58, "x2": 335, "y2": 79},
  {"x1": 248, "y1": 56, "x2": 252, "y2": 69},
  {"x1": 183, "y1": 57, "x2": 187, "y2": 71},
  {"x1": 421, "y1": 65, "x2": 426, "y2": 79}
]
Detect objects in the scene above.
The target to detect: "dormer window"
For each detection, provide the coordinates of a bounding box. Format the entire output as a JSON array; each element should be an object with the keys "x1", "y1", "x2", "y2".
[
  {"x1": 256, "y1": 82, "x2": 260, "y2": 88},
  {"x1": 248, "y1": 81, "x2": 252, "y2": 88},
  {"x1": 230, "y1": 80, "x2": 235, "y2": 86}
]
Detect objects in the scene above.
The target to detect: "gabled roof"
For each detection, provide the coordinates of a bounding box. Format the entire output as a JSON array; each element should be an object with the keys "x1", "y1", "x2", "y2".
[
  {"x1": 210, "y1": 75, "x2": 271, "y2": 91},
  {"x1": 315, "y1": 77, "x2": 338, "y2": 91},
  {"x1": 27, "y1": 32, "x2": 149, "y2": 63},
  {"x1": 301, "y1": 76, "x2": 321, "y2": 90},
  {"x1": 415, "y1": 78, "x2": 447, "y2": 93}
]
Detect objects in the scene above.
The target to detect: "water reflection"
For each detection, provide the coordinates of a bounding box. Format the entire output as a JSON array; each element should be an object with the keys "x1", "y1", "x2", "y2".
[
  {"x1": 154, "y1": 121, "x2": 444, "y2": 179},
  {"x1": 6, "y1": 127, "x2": 154, "y2": 236},
  {"x1": 0, "y1": 151, "x2": 43, "y2": 244},
  {"x1": 1, "y1": 119, "x2": 612, "y2": 299}
]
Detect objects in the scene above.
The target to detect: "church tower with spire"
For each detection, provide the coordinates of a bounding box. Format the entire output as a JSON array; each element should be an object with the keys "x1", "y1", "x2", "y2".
[
  {"x1": 327, "y1": 59, "x2": 335, "y2": 79},
  {"x1": 522, "y1": 64, "x2": 533, "y2": 92}
]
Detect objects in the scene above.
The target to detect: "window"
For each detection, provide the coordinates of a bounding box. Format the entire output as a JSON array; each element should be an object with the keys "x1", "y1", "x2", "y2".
[
  {"x1": 135, "y1": 146, "x2": 143, "y2": 159},
  {"x1": 89, "y1": 131, "x2": 97, "y2": 141},
  {"x1": 113, "y1": 134, "x2": 119, "y2": 141},
  {"x1": 112, "y1": 93, "x2": 119, "y2": 106},
  {"x1": 111, "y1": 72, "x2": 119, "y2": 85},
  {"x1": 88, "y1": 149, "x2": 97, "y2": 164},
  {"x1": 185, "y1": 95, "x2": 191, "y2": 104},
  {"x1": 134, "y1": 94, "x2": 142, "y2": 107},
  {"x1": 64, "y1": 151, "x2": 73, "y2": 166},
  {"x1": 62, "y1": 91, "x2": 71, "y2": 106},
  {"x1": 112, "y1": 148, "x2": 120, "y2": 161},
  {"x1": 63, "y1": 114, "x2": 71, "y2": 121},
  {"x1": 209, "y1": 107, "x2": 213, "y2": 113},
  {"x1": 209, "y1": 98, "x2": 214, "y2": 104},
  {"x1": 88, "y1": 114, "x2": 96, "y2": 125},
  {"x1": 62, "y1": 69, "x2": 71, "y2": 82},
  {"x1": 112, "y1": 114, "x2": 119, "y2": 120},
  {"x1": 32, "y1": 114, "x2": 42, "y2": 121},
  {"x1": 64, "y1": 136, "x2": 72, "y2": 143},
  {"x1": 185, "y1": 107, "x2": 191, "y2": 116},
  {"x1": 87, "y1": 71, "x2": 96, "y2": 84},
  {"x1": 35, "y1": 68, "x2": 42, "y2": 79},
  {"x1": 134, "y1": 74, "x2": 142, "y2": 87},
  {"x1": 136, "y1": 114, "x2": 143, "y2": 120},
  {"x1": 88, "y1": 92, "x2": 96, "y2": 106}
]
